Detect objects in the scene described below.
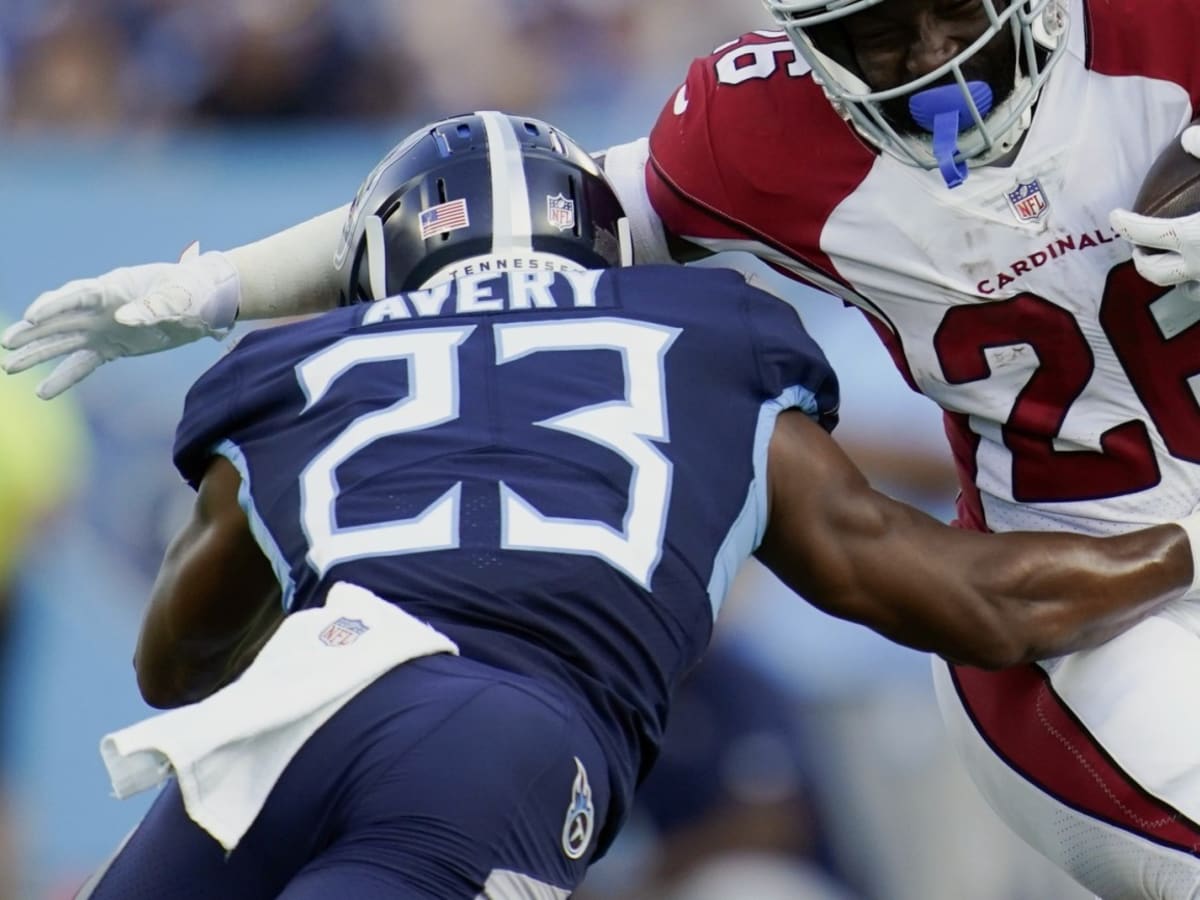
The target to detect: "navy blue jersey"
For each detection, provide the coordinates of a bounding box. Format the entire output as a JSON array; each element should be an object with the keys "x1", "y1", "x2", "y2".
[{"x1": 174, "y1": 263, "x2": 837, "y2": 830}]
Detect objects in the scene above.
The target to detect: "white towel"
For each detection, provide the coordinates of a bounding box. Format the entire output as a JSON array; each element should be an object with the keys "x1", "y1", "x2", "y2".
[{"x1": 100, "y1": 581, "x2": 458, "y2": 851}]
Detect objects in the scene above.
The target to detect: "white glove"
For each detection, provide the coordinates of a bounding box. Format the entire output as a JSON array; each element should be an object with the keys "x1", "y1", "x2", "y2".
[
  {"x1": 1110, "y1": 125, "x2": 1200, "y2": 291},
  {"x1": 1, "y1": 244, "x2": 240, "y2": 399}
]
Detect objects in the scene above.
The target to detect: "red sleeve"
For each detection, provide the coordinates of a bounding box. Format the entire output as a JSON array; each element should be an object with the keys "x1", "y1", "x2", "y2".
[
  {"x1": 1085, "y1": 0, "x2": 1200, "y2": 111},
  {"x1": 645, "y1": 32, "x2": 875, "y2": 280}
]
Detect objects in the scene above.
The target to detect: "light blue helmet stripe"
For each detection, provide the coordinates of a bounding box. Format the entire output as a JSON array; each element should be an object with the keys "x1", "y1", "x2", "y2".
[{"x1": 478, "y1": 110, "x2": 533, "y2": 255}]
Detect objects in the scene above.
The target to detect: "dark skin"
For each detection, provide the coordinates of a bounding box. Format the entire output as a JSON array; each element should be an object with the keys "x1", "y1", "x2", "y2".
[
  {"x1": 135, "y1": 410, "x2": 1194, "y2": 709},
  {"x1": 134, "y1": 458, "x2": 283, "y2": 708},
  {"x1": 656, "y1": 2, "x2": 1017, "y2": 260},
  {"x1": 808, "y1": 0, "x2": 1018, "y2": 135}
]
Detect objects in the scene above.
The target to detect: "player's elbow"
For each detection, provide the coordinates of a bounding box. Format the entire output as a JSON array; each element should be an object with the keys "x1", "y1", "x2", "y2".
[
  {"x1": 135, "y1": 659, "x2": 189, "y2": 709},
  {"x1": 138, "y1": 670, "x2": 214, "y2": 709},
  {"x1": 134, "y1": 642, "x2": 208, "y2": 709},
  {"x1": 136, "y1": 671, "x2": 178, "y2": 709}
]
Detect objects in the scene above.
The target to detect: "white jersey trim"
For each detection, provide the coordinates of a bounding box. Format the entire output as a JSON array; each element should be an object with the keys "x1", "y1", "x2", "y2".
[
  {"x1": 706, "y1": 384, "x2": 821, "y2": 620},
  {"x1": 217, "y1": 439, "x2": 298, "y2": 612},
  {"x1": 475, "y1": 869, "x2": 572, "y2": 900}
]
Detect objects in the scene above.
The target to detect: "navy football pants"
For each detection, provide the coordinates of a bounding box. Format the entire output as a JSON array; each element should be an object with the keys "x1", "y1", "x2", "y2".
[{"x1": 76, "y1": 654, "x2": 610, "y2": 899}]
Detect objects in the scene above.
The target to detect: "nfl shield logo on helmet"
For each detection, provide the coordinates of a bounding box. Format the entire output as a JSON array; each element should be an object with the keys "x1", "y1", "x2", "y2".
[
  {"x1": 1005, "y1": 179, "x2": 1049, "y2": 223},
  {"x1": 561, "y1": 757, "x2": 595, "y2": 860},
  {"x1": 319, "y1": 617, "x2": 369, "y2": 647},
  {"x1": 547, "y1": 193, "x2": 576, "y2": 232}
]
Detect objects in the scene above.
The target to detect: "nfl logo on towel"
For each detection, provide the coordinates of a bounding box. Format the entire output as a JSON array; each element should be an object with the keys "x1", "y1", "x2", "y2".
[
  {"x1": 547, "y1": 193, "x2": 576, "y2": 232},
  {"x1": 319, "y1": 617, "x2": 370, "y2": 647},
  {"x1": 1005, "y1": 179, "x2": 1049, "y2": 223},
  {"x1": 419, "y1": 198, "x2": 470, "y2": 240}
]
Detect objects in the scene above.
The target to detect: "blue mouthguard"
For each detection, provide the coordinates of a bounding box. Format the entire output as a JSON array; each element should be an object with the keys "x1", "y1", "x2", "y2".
[{"x1": 908, "y1": 82, "x2": 994, "y2": 188}]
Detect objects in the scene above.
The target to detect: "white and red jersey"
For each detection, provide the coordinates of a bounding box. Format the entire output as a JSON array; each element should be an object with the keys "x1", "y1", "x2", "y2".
[{"x1": 645, "y1": 0, "x2": 1200, "y2": 537}]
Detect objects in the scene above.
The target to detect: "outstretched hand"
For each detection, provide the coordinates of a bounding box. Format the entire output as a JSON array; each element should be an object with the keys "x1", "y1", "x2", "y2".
[
  {"x1": 1110, "y1": 125, "x2": 1200, "y2": 294},
  {"x1": 2, "y1": 245, "x2": 241, "y2": 399}
]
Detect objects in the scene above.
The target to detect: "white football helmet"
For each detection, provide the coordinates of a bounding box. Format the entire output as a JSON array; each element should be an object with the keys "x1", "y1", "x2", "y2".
[{"x1": 761, "y1": 0, "x2": 1068, "y2": 178}]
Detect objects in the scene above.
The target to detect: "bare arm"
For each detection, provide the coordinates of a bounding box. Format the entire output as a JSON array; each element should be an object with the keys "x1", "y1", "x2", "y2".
[
  {"x1": 756, "y1": 411, "x2": 1193, "y2": 669},
  {"x1": 134, "y1": 456, "x2": 284, "y2": 708}
]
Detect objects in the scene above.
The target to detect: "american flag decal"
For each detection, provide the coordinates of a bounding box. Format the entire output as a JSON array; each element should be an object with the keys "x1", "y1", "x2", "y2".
[{"x1": 419, "y1": 198, "x2": 470, "y2": 240}]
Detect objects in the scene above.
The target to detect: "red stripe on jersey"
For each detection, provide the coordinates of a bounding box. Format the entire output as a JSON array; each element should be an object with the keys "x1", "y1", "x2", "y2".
[
  {"x1": 1084, "y1": 0, "x2": 1200, "y2": 109},
  {"x1": 943, "y1": 410, "x2": 987, "y2": 533},
  {"x1": 646, "y1": 34, "x2": 876, "y2": 289},
  {"x1": 950, "y1": 663, "x2": 1200, "y2": 855}
]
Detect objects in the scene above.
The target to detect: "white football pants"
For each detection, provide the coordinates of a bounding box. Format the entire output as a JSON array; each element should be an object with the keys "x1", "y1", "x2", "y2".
[{"x1": 933, "y1": 599, "x2": 1200, "y2": 900}]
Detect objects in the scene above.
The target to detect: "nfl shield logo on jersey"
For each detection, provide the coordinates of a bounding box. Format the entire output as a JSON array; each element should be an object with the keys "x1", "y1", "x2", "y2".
[
  {"x1": 547, "y1": 193, "x2": 576, "y2": 232},
  {"x1": 318, "y1": 617, "x2": 369, "y2": 647},
  {"x1": 1005, "y1": 179, "x2": 1049, "y2": 223},
  {"x1": 561, "y1": 757, "x2": 595, "y2": 860}
]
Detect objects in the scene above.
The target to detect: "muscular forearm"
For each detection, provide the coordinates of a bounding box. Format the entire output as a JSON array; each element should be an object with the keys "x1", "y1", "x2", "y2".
[
  {"x1": 867, "y1": 500, "x2": 1188, "y2": 666},
  {"x1": 759, "y1": 411, "x2": 1196, "y2": 669},
  {"x1": 772, "y1": 492, "x2": 1192, "y2": 669},
  {"x1": 225, "y1": 204, "x2": 350, "y2": 320},
  {"x1": 970, "y1": 524, "x2": 1189, "y2": 663}
]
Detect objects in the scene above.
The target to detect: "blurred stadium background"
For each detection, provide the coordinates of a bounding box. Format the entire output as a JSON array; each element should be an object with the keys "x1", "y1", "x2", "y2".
[{"x1": 0, "y1": 2, "x2": 1094, "y2": 898}]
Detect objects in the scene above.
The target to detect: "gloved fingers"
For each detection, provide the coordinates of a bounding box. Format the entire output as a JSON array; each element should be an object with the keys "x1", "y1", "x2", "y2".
[
  {"x1": 1, "y1": 332, "x2": 93, "y2": 374},
  {"x1": 0, "y1": 319, "x2": 33, "y2": 350},
  {"x1": 1130, "y1": 247, "x2": 1191, "y2": 286},
  {"x1": 1110, "y1": 208, "x2": 1186, "y2": 252},
  {"x1": 1181, "y1": 125, "x2": 1200, "y2": 160},
  {"x1": 36, "y1": 349, "x2": 105, "y2": 400},
  {"x1": 21, "y1": 278, "x2": 113, "y2": 323},
  {"x1": 0, "y1": 310, "x2": 115, "y2": 349}
]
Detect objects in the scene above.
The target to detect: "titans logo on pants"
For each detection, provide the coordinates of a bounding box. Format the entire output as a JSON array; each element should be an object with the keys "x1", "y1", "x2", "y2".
[{"x1": 561, "y1": 757, "x2": 594, "y2": 860}]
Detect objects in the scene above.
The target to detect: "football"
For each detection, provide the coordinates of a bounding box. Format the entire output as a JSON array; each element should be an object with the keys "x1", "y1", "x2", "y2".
[{"x1": 1132, "y1": 118, "x2": 1200, "y2": 218}]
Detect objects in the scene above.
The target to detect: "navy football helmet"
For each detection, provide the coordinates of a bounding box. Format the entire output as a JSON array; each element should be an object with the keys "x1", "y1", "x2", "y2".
[{"x1": 336, "y1": 111, "x2": 632, "y2": 303}]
